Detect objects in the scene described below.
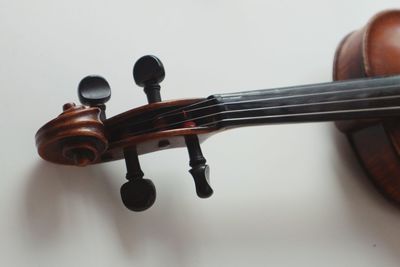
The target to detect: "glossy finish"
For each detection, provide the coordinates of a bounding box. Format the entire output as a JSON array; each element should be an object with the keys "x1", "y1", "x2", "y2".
[
  {"x1": 36, "y1": 98, "x2": 212, "y2": 165},
  {"x1": 35, "y1": 103, "x2": 107, "y2": 166},
  {"x1": 121, "y1": 146, "x2": 156, "y2": 211},
  {"x1": 334, "y1": 10, "x2": 400, "y2": 205},
  {"x1": 78, "y1": 76, "x2": 111, "y2": 120},
  {"x1": 185, "y1": 135, "x2": 213, "y2": 198},
  {"x1": 133, "y1": 55, "x2": 165, "y2": 103},
  {"x1": 78, "y1": 76, "x2": 111, "y2": 107}
]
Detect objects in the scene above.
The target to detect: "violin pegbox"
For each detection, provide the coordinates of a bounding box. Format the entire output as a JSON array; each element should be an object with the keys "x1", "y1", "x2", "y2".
[
  {"x1": 118, "y1": 56, "x2": 213, "y2": 212},
  {"x1": 36, "y1": 55, "x2": 214, "y2": 213},
  {"x1": 133, "y1": 55, "x2": 214, "y2": 198}
]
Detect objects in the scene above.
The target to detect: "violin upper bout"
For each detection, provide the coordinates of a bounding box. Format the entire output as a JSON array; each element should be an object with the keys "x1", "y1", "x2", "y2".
[
  {"x1": 333, "y1": 29, "x2": 366, "y2": 81},
  {"x1": 363, "y1": 10, "x2": 400, "y2": 76},
  {"x1": 35, "y1": 103, "x2": 108, "y2": 166},
  {"x1": 334, "y1": 9, "x2": 400, "y2": 205},
  {"x1": 334, "y1": 9, "x2": 400, "y2": 81}
]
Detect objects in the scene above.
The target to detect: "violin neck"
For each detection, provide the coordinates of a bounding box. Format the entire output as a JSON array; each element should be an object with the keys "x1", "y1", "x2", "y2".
[{"x1": 207, "y1": 75, "x2": 400, "y2": 128}]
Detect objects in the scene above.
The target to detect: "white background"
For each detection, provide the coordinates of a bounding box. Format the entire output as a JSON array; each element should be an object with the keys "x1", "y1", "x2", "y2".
[{"x1": 1, "y1": 1, "x2": 400, "y2": 266}]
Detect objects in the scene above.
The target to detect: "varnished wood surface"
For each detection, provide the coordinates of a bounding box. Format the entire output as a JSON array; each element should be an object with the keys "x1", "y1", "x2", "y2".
[
  {"x1": 35, "y1": 98, "x2": 218, "y2": 165},
  {"x1": 35, "y1": 103, "x2": 108, "y2": 166},
  {"x1": 334, "y1": 9, "x2": 400, "y2": 204}
]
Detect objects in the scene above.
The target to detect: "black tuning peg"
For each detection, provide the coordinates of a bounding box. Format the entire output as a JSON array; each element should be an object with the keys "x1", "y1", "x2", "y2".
[
  {"x1": 132, "y1": 55, "x2": 213, "y2": 202},
  {"x1": 133, "y1": 55, "x2": 165, "y2": 104},
  {"x1": 185, "y1": 135, "x2": 213, "y2": 198},
  {"x1": 120, "y1": 146, "x2": 156, "y2": 212},
  {"x1": 78, "y1": 76, "x2": 111, "y2": 120}
]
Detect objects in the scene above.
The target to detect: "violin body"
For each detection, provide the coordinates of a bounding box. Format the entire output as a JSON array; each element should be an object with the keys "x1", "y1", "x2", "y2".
[
  {"x1": 35, "y1": 9, "x2": 400, "y2": 211},
  {"x1": 334, "y1": 10, "x2": 400, "y2": 204}
]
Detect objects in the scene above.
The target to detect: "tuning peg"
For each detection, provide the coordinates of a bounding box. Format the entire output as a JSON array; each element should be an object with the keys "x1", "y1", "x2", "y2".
[
  {"x1": 185, "y1": 135, "x2": 213, "y2": 198},
  {"x1": 78, "y1": 76, "x2": 111, "y2": 120},
  {"x1": 133, "y1": 55, "x2": 165, "y2": 103},
  {"x1": 120, "y1": 146, "x2": 156, "y2": 211}
]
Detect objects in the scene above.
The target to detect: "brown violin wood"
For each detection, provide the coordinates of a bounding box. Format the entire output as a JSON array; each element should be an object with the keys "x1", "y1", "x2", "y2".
[
  {"x1": 36, "y1": 103, "x2": 108, "y2": 166},
  {"x1": 35, "y1": 97, "x2": 217, "y2": 165},
  {"x1": 334, "y1": 9, "x2": 400, "y2": 204}
]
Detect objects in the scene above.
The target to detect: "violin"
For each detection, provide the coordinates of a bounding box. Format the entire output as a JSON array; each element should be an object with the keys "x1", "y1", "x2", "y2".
[{"x1": 35, "y1": 9, "x2": 400, "y2": 212}]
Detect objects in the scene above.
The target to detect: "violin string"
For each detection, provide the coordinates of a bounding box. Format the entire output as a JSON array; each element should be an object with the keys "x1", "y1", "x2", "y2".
[
  {"x1": 199, "y1": 106, "x2": 400, "y2": 127},
  {"x1": 129, "y1": 93, "x2": 400, "y2": 136},
  {"x1": 132, "y1": 104, "x2": 400, "y2": 136},
  {"x1": 158, "y1": 83, "x2": 400, "y2": 120},
  {"x1": 155, "y1": 75, "x2": 400, "y2": 119},
  {"x1": 121, "y1": 77, "x2": 397, "y2": 130},
  {"x1": 115, "y1": 97, "x2": 215, "y2": 128},
  {"x1": 124, "y1": 82, "x2": 400, "y2": 133}
]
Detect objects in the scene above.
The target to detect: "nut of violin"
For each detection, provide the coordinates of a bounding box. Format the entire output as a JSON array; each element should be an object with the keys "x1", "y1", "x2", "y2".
[{"x1": 35, "y1": 103, "x2": 108, "y2": 166}]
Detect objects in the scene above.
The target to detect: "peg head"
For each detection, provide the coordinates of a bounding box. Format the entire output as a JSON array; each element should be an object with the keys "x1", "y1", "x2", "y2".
[
  {"x1": 120, "y1": 178, "x2": 156, "y2": 212},
  {"x1": 133, "y1": 55, "x2": 165, "y2": 87},
  {"x1": 78, "y1": 76, "x2": 111, "y2": 106},
  {"x1": 190, "y1": 164, "x2": 213, "y2": 198},
  {"x1": 133, "y1": 55, "x2": 165, "y2": 103}
]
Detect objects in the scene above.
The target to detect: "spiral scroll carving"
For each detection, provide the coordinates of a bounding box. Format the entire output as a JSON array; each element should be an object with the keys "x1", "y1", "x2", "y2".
[{"x1": 35, "y1": 103, "x2": 108, "y2": 166}]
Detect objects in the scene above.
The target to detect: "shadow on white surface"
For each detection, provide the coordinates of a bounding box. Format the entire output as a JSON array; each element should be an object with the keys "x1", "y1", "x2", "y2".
[
  {"x1": 21, "y1": 126, "x2": 400, "y2": 265},
  {"x1": 23, "y1": 161, "x2": 197, "y2": 262}
]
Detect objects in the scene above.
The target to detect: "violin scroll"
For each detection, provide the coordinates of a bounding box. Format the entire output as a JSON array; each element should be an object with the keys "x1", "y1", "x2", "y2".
[{"x1": 35, "y1": 102, "x2": 108, "y2": 166}]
